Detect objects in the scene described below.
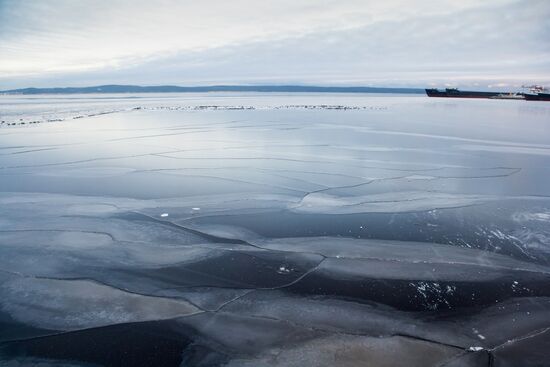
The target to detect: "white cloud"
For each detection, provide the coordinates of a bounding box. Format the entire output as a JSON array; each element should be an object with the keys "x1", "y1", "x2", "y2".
[{"x1": 0, "y1": 0, "x2": 548, "y2": 88}]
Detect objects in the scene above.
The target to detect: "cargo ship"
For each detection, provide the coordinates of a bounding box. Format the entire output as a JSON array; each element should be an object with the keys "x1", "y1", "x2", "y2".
[
  {"x1": 425, "y1": 88, "x2": 501, "y2": 99},
  {"x1": 426, "y1": 85, "x2": 549, "y2": 101}
]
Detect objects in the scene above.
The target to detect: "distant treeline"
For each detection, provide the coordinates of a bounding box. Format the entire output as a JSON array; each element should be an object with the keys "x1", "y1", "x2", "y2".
[{"x1": 1, "y1": 85, "x2": 424, "y2": 95}]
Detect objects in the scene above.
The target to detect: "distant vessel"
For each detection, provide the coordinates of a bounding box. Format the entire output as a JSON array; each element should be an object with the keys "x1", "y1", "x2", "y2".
[
  {"x1": 522, "y1": 85, "x2": 550, "y2": 101},
  {"x1": 425, "y1": 88, "x2": 501, "y2": 99},
  {"x1": 427, "y1": 86, "x2": 550, "y2": 101}
]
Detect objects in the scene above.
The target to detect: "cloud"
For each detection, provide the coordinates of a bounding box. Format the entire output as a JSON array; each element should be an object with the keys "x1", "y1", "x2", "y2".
[{"x1": 0, "y1": 0, "x2": 548, "y2": 88}]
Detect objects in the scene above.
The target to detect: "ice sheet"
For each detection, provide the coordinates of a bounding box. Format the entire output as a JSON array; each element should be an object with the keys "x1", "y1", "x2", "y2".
[{"x1": 1, "y1": 93, "x2": 549, "y2": 366}]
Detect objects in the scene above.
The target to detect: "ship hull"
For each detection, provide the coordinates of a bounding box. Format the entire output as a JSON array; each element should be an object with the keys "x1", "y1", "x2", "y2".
[
  {"x1": 524, "y1": 93, "x2": 550, "y2": 101},
  {"x1": 425, "y1": 89, "x2": 501, "y2": 99}
]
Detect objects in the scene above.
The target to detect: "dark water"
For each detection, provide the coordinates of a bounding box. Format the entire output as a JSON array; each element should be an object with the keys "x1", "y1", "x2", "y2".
[{"x1": 1, "y1": 93, "x2": 550, "y2": 366}]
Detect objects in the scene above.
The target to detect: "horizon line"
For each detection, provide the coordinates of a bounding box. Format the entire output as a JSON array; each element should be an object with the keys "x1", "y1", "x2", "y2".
[{"x1": 1, "y1": 84, "x2": 429, "y2": 95}]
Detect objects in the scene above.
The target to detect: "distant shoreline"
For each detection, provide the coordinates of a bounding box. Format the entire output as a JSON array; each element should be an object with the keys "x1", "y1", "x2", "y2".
[{"x1": 0, "y1": 85, "x2": 425, "y2": 95}]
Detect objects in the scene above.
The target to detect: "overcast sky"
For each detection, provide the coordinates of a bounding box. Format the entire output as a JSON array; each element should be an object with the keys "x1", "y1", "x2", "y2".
[{"x1": 0, "y1": 0, "x2": 549, "y2": 89}]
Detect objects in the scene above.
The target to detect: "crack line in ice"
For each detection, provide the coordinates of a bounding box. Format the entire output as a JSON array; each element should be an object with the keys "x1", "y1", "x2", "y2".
[
  {"x1": 0, "y1": 145, "x2": 323, "y2": 171},
  {"x1": 0, "y1": 147, "x2": 59, "y2": 156},
  {"x1": 0, "y1": 315, "x2": 464, "y2": 357},
  {"x1": 489, "y1": 325, "x2": 550, "y2": 352},
  {"x1": 0, "y1": 229, "x2": 117, "y2": 242},
  {"x1": 298, "y1": 167, "x2": 522, "y2": 207},
  {"x1": 152, "y1": 153, "x2": 330, "y2": 165},
  {"x1": 364, "y1": 128, "x2": 550, "y2": 150},
  {"x1": 199, "y1": 307, "x2": 468, "y2": 352},
  {"x1": 335, "y1": 196, "x2": 488, "y2": 211},
  {"x1": 0, "y1": 151, "x2": 176, "y2": 170},
  {"x1": 106, "y1": 130, "x2": 212, "y2": 142},
  {"x1": 127, "y1": 212, "x2": 550, "y2": 275},
  {"x1": 256, "y1": 167, "x2": 367, "y2": 180},
  {"x1": 123, "y1": 171, "x2": 308, "y2": 194},
  {"x1": 209, "y1": 289, "x2": 257, "y2": 312},
  {"x1": 3, "y1": 271, "x2": 208, "y2": 311}
]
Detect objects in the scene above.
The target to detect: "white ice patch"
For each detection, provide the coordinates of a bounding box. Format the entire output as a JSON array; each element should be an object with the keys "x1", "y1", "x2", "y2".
[
  {"x1": 510, "y1": 227, "x2": 550, "y2": 254},
  {"x1": 277, "y1": 265, "x2": 292, "y2": 274},
  {"x1": 472, "y1": 328, "x2": 486, "y2": 340},
  {"x1": 490, "y1": 229, "x2": 511, "y2": 240},
  {"x1": 512, "y1": 211, "x2": 550, "y2": 223},
  {"x1": 409, "y1": 281, "x2": 455, "y2": 310}
]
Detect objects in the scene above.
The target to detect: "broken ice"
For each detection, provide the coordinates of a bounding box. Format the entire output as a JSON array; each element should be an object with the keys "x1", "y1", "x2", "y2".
[{"x1": 1, "y1": 93, "x2": 549, "y2": 366}]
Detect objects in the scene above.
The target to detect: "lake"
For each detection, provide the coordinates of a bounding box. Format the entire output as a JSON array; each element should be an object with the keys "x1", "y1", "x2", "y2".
[{"x1": 1, "y1": 93, "x2": 549, "y2": 366}]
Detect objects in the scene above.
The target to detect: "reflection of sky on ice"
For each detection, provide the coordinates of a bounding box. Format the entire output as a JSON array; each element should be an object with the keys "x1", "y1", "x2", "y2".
[{"x1": 0, "y1": 93, "x2": 550, "y2": 366}]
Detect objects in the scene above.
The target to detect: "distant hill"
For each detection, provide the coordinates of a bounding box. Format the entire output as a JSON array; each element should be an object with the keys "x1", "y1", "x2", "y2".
[{"x1": 1, "y1": 85, "x2": 424, "y2": 95}]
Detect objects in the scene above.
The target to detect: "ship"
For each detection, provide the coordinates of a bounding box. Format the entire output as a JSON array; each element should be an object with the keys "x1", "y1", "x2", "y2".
[{"x1": 425, "y1": 88, "x2": 501, "y2": 99}]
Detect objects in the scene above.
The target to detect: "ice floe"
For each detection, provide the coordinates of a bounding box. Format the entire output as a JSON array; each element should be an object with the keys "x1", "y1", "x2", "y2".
[{"x1": 0, "y1": 278, "x2": 201, "y2": 330}]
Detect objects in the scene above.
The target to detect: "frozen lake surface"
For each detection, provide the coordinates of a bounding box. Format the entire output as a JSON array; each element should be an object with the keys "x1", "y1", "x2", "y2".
[{"x1": 1, "y1": 93, "x2": 550, "y2": 366}]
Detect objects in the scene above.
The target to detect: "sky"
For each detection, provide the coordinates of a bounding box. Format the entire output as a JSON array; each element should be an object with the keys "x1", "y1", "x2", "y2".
[{"x1": 0, "y1": 0, "x2": 549, "y2": 89}]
